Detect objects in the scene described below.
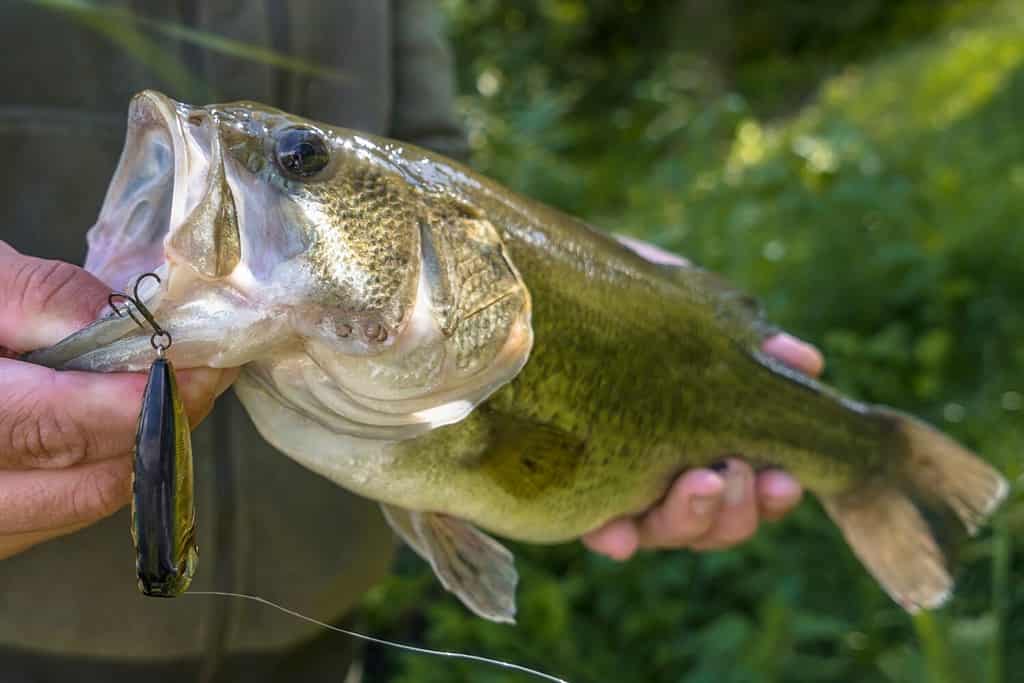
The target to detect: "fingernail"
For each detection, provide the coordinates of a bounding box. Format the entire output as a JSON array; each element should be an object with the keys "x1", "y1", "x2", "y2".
[
  {"x1": 690, "y1": 494, "x2": 719, "y2": 517},
  {"x1": 763, "y1": 472, "x2": 802, "y2": 505},
  {"x1": 763, "y1": 333, "x2": 825, "y2": 376},
  {"x1": 723, "y1": 469, "x2": 747, "y2": 506}
]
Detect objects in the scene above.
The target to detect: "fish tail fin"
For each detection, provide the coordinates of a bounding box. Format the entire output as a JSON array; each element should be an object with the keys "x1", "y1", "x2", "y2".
[{"x1": 820, "y1": 410, "x2": 1008, "y2": 612}]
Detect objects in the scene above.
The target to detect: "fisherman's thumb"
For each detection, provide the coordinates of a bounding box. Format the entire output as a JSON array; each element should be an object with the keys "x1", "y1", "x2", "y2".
[{"x1": 0, "y1": 240, "x2": 114, "y2": 352}]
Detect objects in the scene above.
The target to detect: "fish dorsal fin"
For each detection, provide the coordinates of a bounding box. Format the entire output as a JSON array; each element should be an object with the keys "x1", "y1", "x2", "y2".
[{"x1": 381, "y1": 505, "x2": 518, "y2": 624}]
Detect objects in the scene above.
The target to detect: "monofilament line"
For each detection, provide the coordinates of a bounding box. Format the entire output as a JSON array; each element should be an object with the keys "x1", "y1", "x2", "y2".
[{"x1": 188, "y1": 590, "x2": 569, "y2": 683}]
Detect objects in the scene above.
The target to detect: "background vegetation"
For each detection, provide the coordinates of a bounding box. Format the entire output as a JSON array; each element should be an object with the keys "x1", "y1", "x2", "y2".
[
  {"x1": 359, "y1": 1, "x2": 1024, "y2": 681},
  {"x1": 28, "y1": 0, "x2": 1021, "y2": 680}
]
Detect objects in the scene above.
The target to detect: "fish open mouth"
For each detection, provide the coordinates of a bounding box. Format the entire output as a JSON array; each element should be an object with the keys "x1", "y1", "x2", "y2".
[
  {"x1": 25, "y1": 92, "x2": 265, "y2": 372},
  {"x1": 84, "y1": 91, "x2": 216, "y2": 290}
]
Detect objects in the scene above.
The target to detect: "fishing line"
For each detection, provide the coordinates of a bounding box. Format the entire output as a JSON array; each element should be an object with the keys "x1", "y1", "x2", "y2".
[{"x1": 188, "y1": 590, "x2": 569, "y2": 683}]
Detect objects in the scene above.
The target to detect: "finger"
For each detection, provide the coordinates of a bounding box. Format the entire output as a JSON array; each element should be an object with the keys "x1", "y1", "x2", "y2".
[
  {"x1": 0, "y1": 360, "x2": 234, "y2": 470},
  {"x1": 177, "y1": 366, "x2": 240, "y2": 427},
  {"x1": 0, "y1": 456, "x2": 131, "y2": 535},
  {"x1": 0, "y1": 241, "x2": 113, "y2": 352},
  {"x1": 636, "y1": 469, "x2": 725, "y2": 549},
  {"x1": 689, "y1": 459, "x2": 759, "y2": 551},
  {"x1": 581, "y1": 518, "x2": 639, "y2": 561},
  {"x1": 614, "y1": 234, "x2": 693, "y2": 267},
  {"x1": 761, "y1": 333, "x2": 824, "y2": 377},
  {"x1": 756, "y1": 469, "x2": 804, "y2": 521},
  {"x1": 0, "y1": 360, "x2": 146, "y2": 469},
  {"x1": 0, "y1": 520, "x2": 93, "y2": 561}
]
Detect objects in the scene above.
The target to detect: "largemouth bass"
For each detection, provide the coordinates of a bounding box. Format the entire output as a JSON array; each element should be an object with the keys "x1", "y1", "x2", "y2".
[{"x1": 27, "y1": 91, "x2": 1008, "y2": 623}]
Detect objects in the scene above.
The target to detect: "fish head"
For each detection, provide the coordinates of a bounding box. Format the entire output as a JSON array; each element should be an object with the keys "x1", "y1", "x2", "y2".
[{"x1": 27, "y1": 91, "x2": 533, "y2": 440}]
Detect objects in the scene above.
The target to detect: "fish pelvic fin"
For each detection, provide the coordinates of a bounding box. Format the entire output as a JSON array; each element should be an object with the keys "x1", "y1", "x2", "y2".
[
  {"x1": 381, "y1": 504, "x2": 518, "y2": 624},
  {"x1": 821, "y1": 410, "x2": 1008, "y2": 613}
]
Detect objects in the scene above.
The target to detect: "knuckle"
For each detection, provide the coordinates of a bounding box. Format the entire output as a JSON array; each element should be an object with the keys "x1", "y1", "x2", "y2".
[
  {"x1": 717, "y1": 518, "x2": 758, "y2": 547},
  {"x1": 12, "y1": 258, "x2": 94, "y2": 323},
  {"x1": 645, "y1": 510, "x2": 704, "y2": 548},
  {"x1": 642, "y1": 509, "x2": 676, "y2": 543},
  {"x1": 0, "y1": 378, "x2": 94, "y2": 469},
  {"x1": 15, "y1": 259, "x2": 69, "y2": 310}
]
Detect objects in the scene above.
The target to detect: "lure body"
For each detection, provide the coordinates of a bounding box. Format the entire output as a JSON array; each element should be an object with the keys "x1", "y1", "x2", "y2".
[{"x1": 131, "y1": 356, "x2": 198, "y2": 597}]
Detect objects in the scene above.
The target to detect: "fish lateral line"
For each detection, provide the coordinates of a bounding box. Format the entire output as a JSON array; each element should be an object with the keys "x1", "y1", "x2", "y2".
[{"x1": 187, "y1": 590, "x2": 569, "y2": 683}]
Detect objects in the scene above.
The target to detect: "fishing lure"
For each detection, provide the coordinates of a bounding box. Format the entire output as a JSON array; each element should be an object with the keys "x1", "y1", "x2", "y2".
[{"x1": 109, "y1": 273, "x2": 198, "y2": 597}]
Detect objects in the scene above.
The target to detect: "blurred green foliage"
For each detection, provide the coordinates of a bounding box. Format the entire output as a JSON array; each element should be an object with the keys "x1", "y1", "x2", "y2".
[{"x1": 360, "y1": 1, "x2": 1024, "y2": 681}]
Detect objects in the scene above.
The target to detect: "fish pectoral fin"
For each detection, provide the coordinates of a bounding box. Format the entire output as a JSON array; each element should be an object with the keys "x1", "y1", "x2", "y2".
[
  {"x1": 380, "y1": 503, "x2": 429, "y2": 557},
  {"x1": 381, "y1": 504, "x2": 518, "y2": 624},
  {"x1": 476, "y1": 407, "x2": 585, "y2": 499}
]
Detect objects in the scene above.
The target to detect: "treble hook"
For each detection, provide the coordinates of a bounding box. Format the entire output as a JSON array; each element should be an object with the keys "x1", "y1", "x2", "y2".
[{"x1": 108, "y1": 273, "x2": 172, "y2": 354}]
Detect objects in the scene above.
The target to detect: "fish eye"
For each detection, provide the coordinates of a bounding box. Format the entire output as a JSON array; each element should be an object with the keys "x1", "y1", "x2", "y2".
[{"x1": 274, "y1": 126, "x2": 330, "y2": 179}]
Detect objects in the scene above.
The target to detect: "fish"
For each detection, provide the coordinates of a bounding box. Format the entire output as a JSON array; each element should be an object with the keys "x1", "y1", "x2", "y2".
[{"x1": 25, "y1": 90, "x2": 1008, "y2": 623}]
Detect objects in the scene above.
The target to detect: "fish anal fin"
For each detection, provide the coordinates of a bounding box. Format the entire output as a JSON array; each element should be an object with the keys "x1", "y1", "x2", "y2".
[{"x1": 381, "y1": 504, "x2": 518, "y2": 624}]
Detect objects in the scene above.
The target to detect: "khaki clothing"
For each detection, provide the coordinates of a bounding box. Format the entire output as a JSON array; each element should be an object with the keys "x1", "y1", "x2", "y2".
[{"x1": 0, "y1": 0, "x2": 464, "y2": 678}]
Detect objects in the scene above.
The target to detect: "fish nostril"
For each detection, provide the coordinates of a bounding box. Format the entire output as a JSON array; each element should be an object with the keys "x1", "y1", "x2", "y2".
[
  {"x1": 363, "y1": 322, "x2": 388, "y2": 343},
  {"x1": 187, "y1": 113, "x2": 204, "y2": 126}
]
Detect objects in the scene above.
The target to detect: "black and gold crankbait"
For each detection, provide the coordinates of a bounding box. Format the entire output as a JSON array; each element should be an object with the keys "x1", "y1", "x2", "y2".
[{"x1": 109, "y1": 273, "x2": 198, "y2": 597}]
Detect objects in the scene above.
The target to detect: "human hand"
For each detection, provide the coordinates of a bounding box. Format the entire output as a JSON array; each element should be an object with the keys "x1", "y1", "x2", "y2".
[
  {"x1": 0, "y1": 241, "x2": 237, "y2": 559},
  {"x1": 585, "y1": 237, "x2": 824, "y2": 560}
]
